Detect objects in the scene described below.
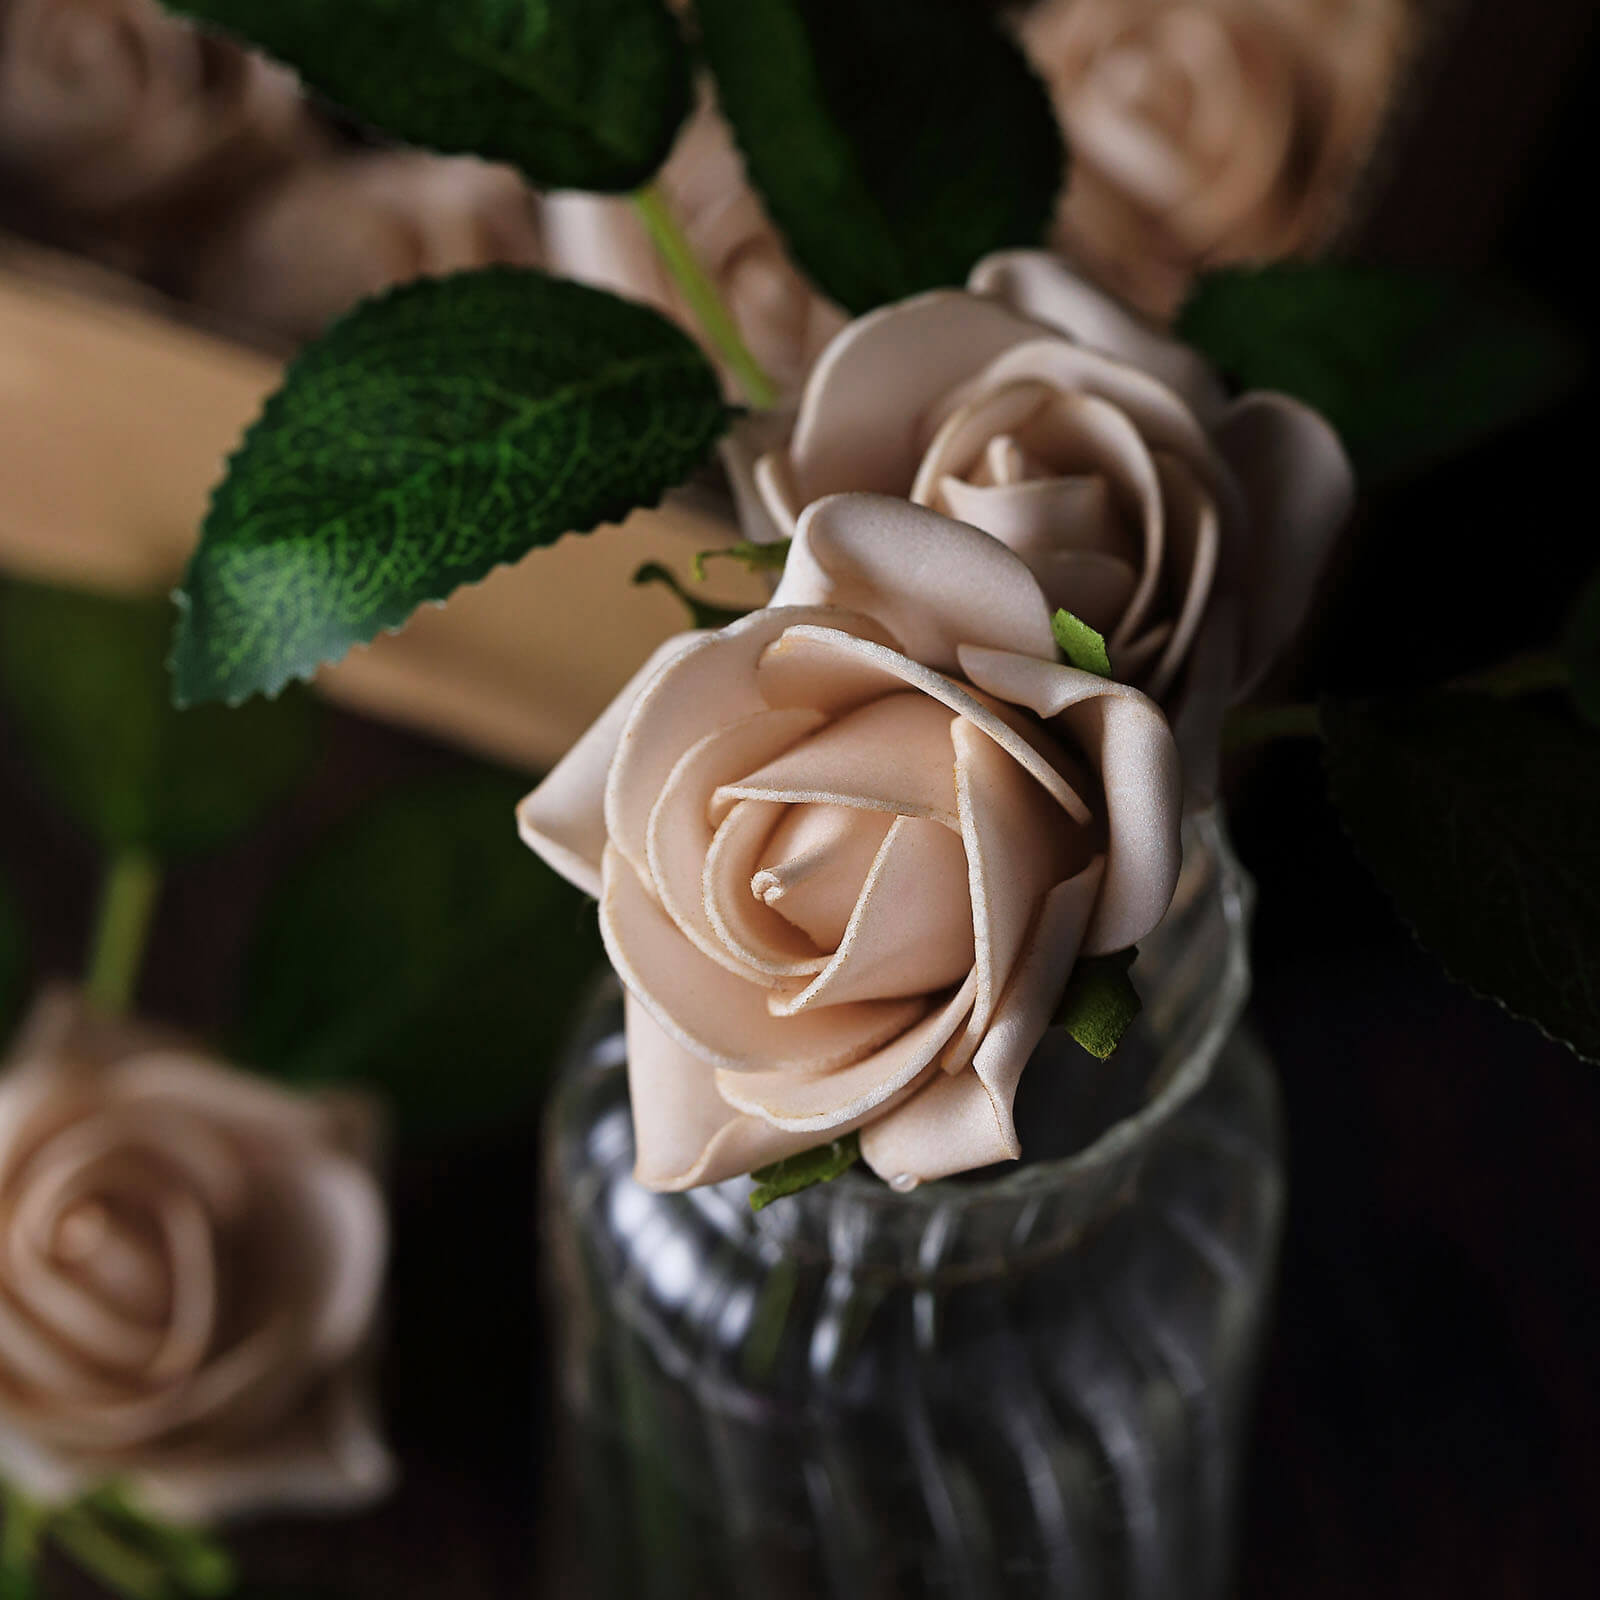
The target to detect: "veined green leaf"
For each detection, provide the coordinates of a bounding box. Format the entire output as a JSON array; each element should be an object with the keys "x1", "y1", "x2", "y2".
[
  {"x1": 1324, "y1": 692, "x2": 1600, "y2": 1063},
  {"x1": 696, "y1": 0, "x2": 1064, "y2": 314},
  {"x1": 166, "y1": 0, "x2": 691, "y2": 191},
  {"x1": 172, "y1": 269, "x2": 728, "y2": 706}
]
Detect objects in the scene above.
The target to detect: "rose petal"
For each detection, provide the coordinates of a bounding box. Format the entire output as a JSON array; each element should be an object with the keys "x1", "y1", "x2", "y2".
[
  {"x1": 715, "y1": 692, "x2": 962, "y2": 829},
  {"x1": 1144, "y1": 451, "x2": 1220, "y2": 700},
  {"x1": 625, "y1": 999, "x2": 823, "y2": 1191},
  {"x1": 756, "y1": 624, "x2": 1093, "y2": 825},
  {"x1": 787, "y1": 291, "x2": 1041, "y2": 502},
  {"x1": 519, "y1": 631, "x2": 700, "y2": 897},
  {"x1": 715, "y1": 974, "x2": 977, "y2": 1133},
  {"x1": 860, "y1": 862, "x2": 1104, "y2": 1186},
  {"x1": 935, "y1": 336, "x2": 1223, "y2": 490},
  {"x1": 945, "y1": 717, "x2": 1092, "y2": 1074},
  {"x1": 967, "y1": 250, "x2": 1228, "y2": 420},
  {"x1": 603, "y1": 606, "x2": 895, "y2": 884},
  {"x1": 601, "y1": 847, "x2": 923, "y2": 1075},
  {"x1": 955, "y1": 647, "x2": 1181, "y2": 952},
  {"x1": 702, "y1": 798, "x2": 830, "y2": 978},
  {"x1": 646, "y1": 708, "x2": 828, "y2": 978},
  {"x1": 769, "y1": 816, "x2": 974, "y2": 1014},
  {"x1": 937, "y1": 471, "x2": 1130, "y2": 563},
  {"x1": 752, "y1": 803, "x2": 896, "y2": 951},
  {"x1": 1215, "y1": 392, "x2": 1355, "y2": 696},
  {"x1": 770, "y1": 493, "x2": 1059, "y2": 672}
]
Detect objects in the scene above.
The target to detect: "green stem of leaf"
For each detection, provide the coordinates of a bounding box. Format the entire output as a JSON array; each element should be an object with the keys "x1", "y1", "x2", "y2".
[
  {"x1": 84, "y1": 848, "x2": 163, "y2": 1017},
  {"x1": 1222, "y1": 702, "x2": 1323, "y2": 753},
  {"x1": 48, "y1": 1507, "x2": 171, "y2": 1600},
  {"x1": 631, "y1": 182, "x2": 780, "y2": 410},
  {"x1": 1, "y1": 1483, "x2": 44, "y2": 1597}
]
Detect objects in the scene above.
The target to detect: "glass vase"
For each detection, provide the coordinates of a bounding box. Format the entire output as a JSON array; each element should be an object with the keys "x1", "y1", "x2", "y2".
[{"x1": 542, "y1": 810, "x2": 1282, "y2": 1600}]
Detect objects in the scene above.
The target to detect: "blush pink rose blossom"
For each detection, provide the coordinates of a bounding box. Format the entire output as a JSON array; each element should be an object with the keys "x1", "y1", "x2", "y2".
[
  {"x1": 520, "y1": 493, "x2": 1183, "y2": 1192},
  {"x1": 0, "y1": 992, "x2": 392, "y2": 1523},
  {"x1": 736, "y1": 249, "x2": 1354, "y2": 797}
]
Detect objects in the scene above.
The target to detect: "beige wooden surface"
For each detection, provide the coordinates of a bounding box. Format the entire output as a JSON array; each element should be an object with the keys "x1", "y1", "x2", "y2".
[{"x1": 0, "y1": 238, "x2": 755, "y2": 772}]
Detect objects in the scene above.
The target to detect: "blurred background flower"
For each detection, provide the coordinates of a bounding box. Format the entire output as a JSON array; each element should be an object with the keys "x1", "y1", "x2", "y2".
[{"x1": 1018, "y1": 0, "x2": 1413, "y2": 320}]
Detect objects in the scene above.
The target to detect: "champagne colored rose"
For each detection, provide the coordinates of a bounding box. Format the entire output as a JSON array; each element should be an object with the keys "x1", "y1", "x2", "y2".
[
  {"x1": 539, "y1": 90, "x2": 847, "y2": 397},
  {"x1": 186, "y1": 151, "x2": 545, "y2": 342},
  {"x1": 521, "y1": 493, "x2": 1182, "y2": 1192},
  {"x1": 0, "y1": 0, "x2": 314, "y2": 218},
  {"x1": 1021, "y1": 0, "x2": 1411, "y2": 319},
  {"x1": 0, "y1": 992, "x2": 391, "y2": 1522},
  {"x1": 739, "y1": 249, "x2": 1353, "y2": 796}
]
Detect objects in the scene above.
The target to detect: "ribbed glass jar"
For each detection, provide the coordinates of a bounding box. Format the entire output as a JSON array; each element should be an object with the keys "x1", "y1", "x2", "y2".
[{"x1": 543, "y1": 810, "x2": 1282, "y2": 1600}]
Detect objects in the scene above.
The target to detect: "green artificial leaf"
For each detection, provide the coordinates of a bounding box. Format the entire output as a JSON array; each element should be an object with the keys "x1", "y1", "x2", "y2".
[
  {"x1": 165, "y1": 0, "x2": 690, "y2": 192},
  {"x1": 239, "y1": 769, "x2": 604, "y2": 1141},
  {"x1": 1053, "y1": 949, "x2": 1141, "y2": 1060},
  {"x1": 1323, "y1": 692, "x2": 1600, "y2": 1063},
  {"x1": 1178, "y1": 264, "x2": 1581, "y2": 479},
  {"x1": 632, "y1": 562, "x2": 750, "y2": 630},
  {"x1": 690, "y1": 539, "x2": 791, "y2": 582},
  {"x1": 749, "y1": 1132, "x2": 860, "y2": 1211},
  {"x1": 172, "y1": 269, "x2": 729, "y2": 706},
  {"x1": 0, "y1": 872, "x2": 23, "y2": 1054},
  {"x1": 695, "y1": 0, "x2": 1064, "y2": 315},
  {"x1": 0, "y1": 581, "x2": 317, "y2": 857},
  {"x1": 1562, "y1": 567, "x2": 1600, "y2": 730},
  {"x1": 1052, "y1": 608, "x2": 1112, "y2": 677}
]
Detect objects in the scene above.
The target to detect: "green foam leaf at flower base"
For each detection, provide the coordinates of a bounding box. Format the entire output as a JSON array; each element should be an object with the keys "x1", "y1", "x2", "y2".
[
  {"x1": 690, "y1": 539, "x2": 792, "y2": 583},
  {"x1": 695, "y1": 0, "x2": 1065, "y2": 315},
  {"x1": 164, "y1": 0, "x2": 691, "y2": 192},
  {"x1": 1052, "y1": 609, "x2": 1112, "y2": 677},
  {"x1": 239, "y1": 769, "x2": 604, "y2": 1143},
  {"x1": 632, "y1": 563, "x2": 750, "y2": 630},
  {"x1": 1562, "y1": 567, "x2": 1600, "y2": 731},
  {"x1": 0, "y1": 581, "x2": 317, "y2": 858},
  {"x1": 1323, "y1": 692, "x2": 1600, "y2": 1065},
  {"x1": 1177, "y1": 264, "x2": 1581, "y2": 481},
  {"x1": 171, "y1": 269, "x2": 729, "y2": 707},
  {"x1": 749, "y1": 1133, "x2": 861, "y2": 1211},
  {"x1": 1054, "y1": 950, "x2": 1142, "y2": 1060}
]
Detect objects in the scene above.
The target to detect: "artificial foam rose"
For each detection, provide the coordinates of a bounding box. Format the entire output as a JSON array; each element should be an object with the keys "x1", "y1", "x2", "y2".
[
  {"x1": 0, "y1": 0, "x2": 314, "y2": 221},
  {"x1": 0, "y1": 992, "x2": 392, "y2": 1522},
  {"x1": 186, "y1": 150, "x2": 545, "y2": 342},
  {"x1": 1020, "y1": 0, "x2": 1411, "y2": 319},
  {"x1": 520, "y1": 493, "x2": 1182, "y2": 1192},
  {"x1": 540, "y1": 90, "x2": 847, "y2": 397},
  {"x1": 738, "y1": 249, "x2": 1353, "y2": 796}
]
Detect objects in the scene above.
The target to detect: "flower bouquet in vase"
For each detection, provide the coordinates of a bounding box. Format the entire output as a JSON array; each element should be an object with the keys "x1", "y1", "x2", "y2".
[{"x1": 5, "y1": 1, "x2": 1581, "y2": 1596}]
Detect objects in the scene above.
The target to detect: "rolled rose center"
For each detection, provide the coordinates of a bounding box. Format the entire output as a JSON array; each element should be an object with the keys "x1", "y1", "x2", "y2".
[{"x1": 700, "y1": 694, "x2": 980, "y2": 1015}]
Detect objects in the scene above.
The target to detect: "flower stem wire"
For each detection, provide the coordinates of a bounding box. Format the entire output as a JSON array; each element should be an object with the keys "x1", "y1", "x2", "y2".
[
  {"x1": 84, "y1": 848, "x2": 163, "y2": 1017},
  {"x1": 631, "y1": 182, "x2": 780, "y2": 410}
]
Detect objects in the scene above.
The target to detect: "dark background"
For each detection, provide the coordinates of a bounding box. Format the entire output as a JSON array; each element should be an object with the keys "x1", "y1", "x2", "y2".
[{"x1": 0, "y1": 0, "x2": 1596, "y2": 1594}]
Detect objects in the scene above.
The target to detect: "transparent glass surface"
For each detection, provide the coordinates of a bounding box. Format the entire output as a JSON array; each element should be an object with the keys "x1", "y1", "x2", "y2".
[{"x1": 543, "y1": 811, "x2": 1283, "y2": 1600}]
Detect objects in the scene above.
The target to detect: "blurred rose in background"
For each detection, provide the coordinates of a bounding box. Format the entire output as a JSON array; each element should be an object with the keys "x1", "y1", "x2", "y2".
[
  {"x1": 1019, "y1": 0, "x2": 1413, "y2": 320},
  {"x1": 0, "y1": 991, "x2": 391, "y2": 1524},
  {"x1": 0, "y1": 0, "x2": 543, "y2": 342}
]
